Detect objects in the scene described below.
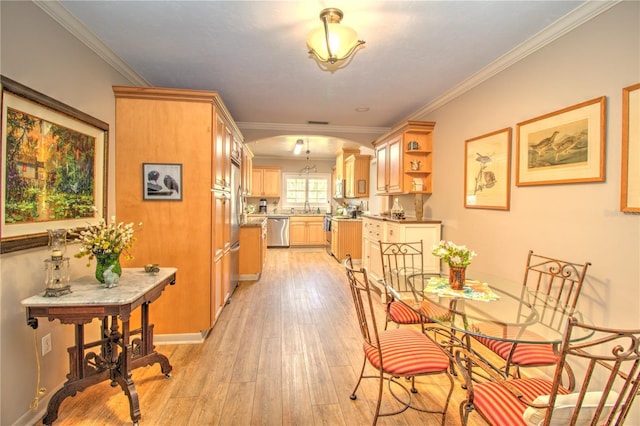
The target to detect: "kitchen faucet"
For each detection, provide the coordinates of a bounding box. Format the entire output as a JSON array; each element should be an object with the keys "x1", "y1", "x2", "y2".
[{"x1": 304, "y1": 200, "x2": 310, "y2": 213}]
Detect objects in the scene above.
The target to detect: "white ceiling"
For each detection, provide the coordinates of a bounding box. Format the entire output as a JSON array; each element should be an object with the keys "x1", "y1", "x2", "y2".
[{"x1": 39, "y1": 0, "x2": 608, "y2": 160}]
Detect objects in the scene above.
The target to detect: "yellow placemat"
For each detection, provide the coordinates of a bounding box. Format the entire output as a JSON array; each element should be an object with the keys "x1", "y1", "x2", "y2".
[{"x1": 424, "y1": 277, "x2": 500, "y2": 302}]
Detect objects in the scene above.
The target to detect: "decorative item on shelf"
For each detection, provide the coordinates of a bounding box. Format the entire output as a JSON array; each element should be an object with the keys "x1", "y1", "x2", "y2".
[
  {"x1": 408, "y1": 140, "x2": 419, "y2": 150},
  {"x1": 73, "y1": 208, "x2": 141, "y2": 284},
  {"x1": 410, "y1": 160, "x2": 421, "y2": 171},
  {"x1": 44, "y1": 228, "x2": 71, "y2": 297},
  {"x1": 432, "y1": 240, "x2": 477, "y2": 290},
  {"x1": 412, "y1": 178, "x2": 424, "y2": 192},
  {"x1": 391, "y1": 197, "x2": 405, "y2": 219}
]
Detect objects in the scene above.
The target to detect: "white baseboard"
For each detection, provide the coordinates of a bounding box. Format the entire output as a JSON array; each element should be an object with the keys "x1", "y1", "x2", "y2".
[{"x1": 154, "y1": 330, "x2": 209, "y2": 345}]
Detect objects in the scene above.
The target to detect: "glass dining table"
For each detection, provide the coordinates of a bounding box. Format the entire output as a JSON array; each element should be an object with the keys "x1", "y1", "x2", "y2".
[{"x1": 386, "y1": 271, "x2": 592, "y2": 354}]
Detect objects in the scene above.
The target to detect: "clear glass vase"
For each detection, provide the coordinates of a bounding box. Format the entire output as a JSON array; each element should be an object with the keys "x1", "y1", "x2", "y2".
[{"x1": 94, "y1": 252, "x2": 122, "y2": 284}]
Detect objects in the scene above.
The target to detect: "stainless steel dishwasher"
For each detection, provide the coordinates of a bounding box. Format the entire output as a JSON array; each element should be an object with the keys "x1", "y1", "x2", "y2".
[{"x1": 266, "y1": 216, "x2": 290, "y2": 247}]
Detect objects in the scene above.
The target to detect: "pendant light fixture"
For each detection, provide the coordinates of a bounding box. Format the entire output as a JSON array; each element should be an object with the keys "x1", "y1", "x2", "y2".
[
  {"x1": 307, "y1": 8, "x2": 365, "y2": 69},
  {"x1": 300, "y1": 139, "x2": 317, "y2": 174},
  {"x1": 293, "y1": 139, "x2": 304, "y2": 155}
]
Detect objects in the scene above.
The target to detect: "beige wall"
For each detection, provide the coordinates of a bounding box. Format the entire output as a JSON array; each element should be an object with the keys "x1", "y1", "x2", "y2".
[
  {"x1": 0, "y1": 2, "x2": 134, "y2": 424},
  {"x1": 416, "y1": 2, "x2": 639, "y2": 333},
  {"x1": 1, "y1": 1, "x2": 638, "y2": 425}
]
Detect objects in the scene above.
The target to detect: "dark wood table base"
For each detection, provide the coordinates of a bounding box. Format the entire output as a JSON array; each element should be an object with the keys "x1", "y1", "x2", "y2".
[{"x1": 23, "y1": 269, "x2": 176, "y2": 425}]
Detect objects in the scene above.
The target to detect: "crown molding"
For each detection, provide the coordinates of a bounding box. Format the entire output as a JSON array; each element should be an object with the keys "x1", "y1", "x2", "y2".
[
  {"x1": 33, "y1": 1, "x2": 150, "y2": 87},
  {"x1": 407, "y1": 0, "x2": 621, "y2": 120},
  {"x1": 237, "y1": 121, "x2": 390, "y2": 135}
]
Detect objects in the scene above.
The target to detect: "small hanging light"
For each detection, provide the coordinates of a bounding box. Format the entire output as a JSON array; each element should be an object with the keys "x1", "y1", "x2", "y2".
[
  {"x1": 300, "y1": 139, "x2": 317, "y2": 174},
  {"x1": 307, "y1": 8, "x2": 365, "y2": 68}
]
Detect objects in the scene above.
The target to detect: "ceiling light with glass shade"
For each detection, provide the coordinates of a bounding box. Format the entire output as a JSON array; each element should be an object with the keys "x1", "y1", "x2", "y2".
[
  {"x1": 307, "y1": 8, "x2": 365, "y2": 70},
  {"x1": 293, "y1": 139, "x2": 304, "y2": 155}
]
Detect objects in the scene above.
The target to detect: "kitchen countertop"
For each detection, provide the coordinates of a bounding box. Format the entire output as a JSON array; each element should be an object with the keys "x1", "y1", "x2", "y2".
[
  {"x1": 363, "y1": 214, "x2": 442, "y2": 224},
  {"x1": 241, "y1": 217, "x2": 267, "y2": 227}
]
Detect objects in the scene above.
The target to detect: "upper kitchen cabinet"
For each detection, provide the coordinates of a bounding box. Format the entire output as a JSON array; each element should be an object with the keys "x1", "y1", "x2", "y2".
[
  {"x1": 252, "y1": 166, "x2": 281, "y2": 197},
  {"x1": 242, "y1": 145, "x2": 253, "y2": 195},
  {"x1": 344, "y1": 154, "x2": 371, "y2": 198},
  {"x1": 335, "y1": 148, "x2": 359, "y2": 181},
  {"x1": 373, "y1": 121, "x2": 435, "y2": 195},
  {"x1": 375, "y1": 135, "x2": 402, "y2": 194},
  {"x1": 113, "y1": 86, "x2": 243, "y2": 335}
]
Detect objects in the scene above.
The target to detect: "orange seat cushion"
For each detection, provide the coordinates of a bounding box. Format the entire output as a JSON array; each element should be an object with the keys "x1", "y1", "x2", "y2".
[
  {"x1": 388, "y1": 301, "x2": 423, "y2": 324},
  {"x1": 474, "y1": 333, "x2": 559, "y2": 366},
  {"x1": 473, "y1": 377, "x2": 569, "y2": 426},
  {"x1": 364, "y1": 328, "x2": 450, "y2": 376},
  {"x1": 387, "y1": 300, "x2": 451, "y2": 324}
]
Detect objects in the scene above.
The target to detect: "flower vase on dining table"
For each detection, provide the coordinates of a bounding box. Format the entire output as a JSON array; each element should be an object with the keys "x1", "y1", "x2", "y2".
[
  {"x1": 94, "y1": 252, "x2": 122, "y2": 284},
  {"x1": 449, "y1": 265, "x2": 466, "y2": 290}
]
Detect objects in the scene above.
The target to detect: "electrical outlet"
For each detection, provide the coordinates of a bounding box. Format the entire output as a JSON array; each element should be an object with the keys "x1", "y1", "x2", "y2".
[{"x1": 42, "y1": 333, "x2": 52, "y2": 356}]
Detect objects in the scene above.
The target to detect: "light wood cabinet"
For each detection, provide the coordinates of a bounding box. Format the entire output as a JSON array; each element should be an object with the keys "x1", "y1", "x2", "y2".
[
  {"x1": 375, "y1": 135, "x2": 402, "y2": 194},
  {"x1": 374, "y1": 121, "x2": 435, "y2": 194},
  {"x1": 290, "y1": 216, "x2": 324, "y2": 246},
  {"x1": 252, "y1": 166, "x2": 281, "y2": 197},
  {"x1": 331, "y1": 219, "x2": 363, "y2": 261},
  {"x1": 113, "y1": 86, "x2": 242, "y2": 334},
  {"x1": 344, "y1": 154, "x2": 371, "y2": 198},
  {"x1": 239, "y1": 219, "x2": 267, "y2": 280},
  {"x1": 242, "y1": 146, "x2": 253, "y2": 195}
]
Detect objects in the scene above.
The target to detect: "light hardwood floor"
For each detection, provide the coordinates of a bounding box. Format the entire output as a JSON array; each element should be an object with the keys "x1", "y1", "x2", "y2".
[{"x1": 43, "y1": 248, "x2": 485, "y2": 426}]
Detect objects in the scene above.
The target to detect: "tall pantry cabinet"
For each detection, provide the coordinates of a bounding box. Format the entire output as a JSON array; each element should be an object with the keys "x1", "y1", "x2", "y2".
[{"x1": 113, "y1": 86, "x2": 242, "y2": 335}]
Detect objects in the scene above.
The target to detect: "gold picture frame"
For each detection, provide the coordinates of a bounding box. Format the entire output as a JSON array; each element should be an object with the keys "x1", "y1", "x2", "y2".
[
  {"x1": 464, "y1": 128, "x2": 511, "y2": 210},
  {"x1": 621, "y1": 83, "x2": 640, "y2": 213},
  {"x1": 1, "y1": 76, "x2": 108, "y2": 253},
  {"x1": 516, "y1": 97, "x2": 606, "y2": 186}
]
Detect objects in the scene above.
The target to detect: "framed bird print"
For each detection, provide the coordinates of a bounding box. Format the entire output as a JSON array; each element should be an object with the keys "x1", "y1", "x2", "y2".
[
  {"x1": 464, "y1": 128, "x2": 511, "y2": 210},
  {"x1": 143, "y1": 163, "x2": 182, "y2": 201},
  {"x1": 516, "y1": 96, "x2": 606, "y2": 186}
]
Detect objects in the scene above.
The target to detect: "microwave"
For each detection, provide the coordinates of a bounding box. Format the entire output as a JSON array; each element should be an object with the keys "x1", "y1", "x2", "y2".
[{"x1": 334, "y1": 179, "x2": 344, "y2": 199}]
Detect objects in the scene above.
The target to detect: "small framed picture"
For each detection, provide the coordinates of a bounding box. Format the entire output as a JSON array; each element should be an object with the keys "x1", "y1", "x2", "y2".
[
  {"x1": 464, "y1": 128, "x2": 511, "y2": 210},
  {"x1": 143, "y1": 163, "x2": 182, "y2": 201}
]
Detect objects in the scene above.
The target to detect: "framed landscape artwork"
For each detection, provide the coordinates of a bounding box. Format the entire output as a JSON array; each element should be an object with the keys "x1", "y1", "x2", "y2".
[
  {"x1": 143, "y1": 163, "x2": 182, "y2": 201},
  {"x1": 621, "y1": 83, "x2": 640, "y2": 213},
  {"x1": 1, "y1": 76, "x2": 108, "y2": 253},
  {"x1": 464, "y1": 128, "x2": 511, "y2": 210},
  {"x1": 516, "y1": 97, "x2": 606, "y2": 186}
]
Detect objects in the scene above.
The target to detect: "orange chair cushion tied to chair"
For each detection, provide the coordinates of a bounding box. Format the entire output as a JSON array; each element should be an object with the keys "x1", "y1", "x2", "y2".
[
  {"x1": 473, "y1": 377, "x2": 570, "y2": 426},
  {"x1": 474, "y1": 334, "x2": 559, "y2": 366},
  {"x1": 363, "y1": 328, "x2": 450, "y2": 376},
  {"x1": 387, "y1": 301, "x2": 423, "y2": 324},
  {"x1": 388, "y1": 300, "x2": 452, "y2": 324}
]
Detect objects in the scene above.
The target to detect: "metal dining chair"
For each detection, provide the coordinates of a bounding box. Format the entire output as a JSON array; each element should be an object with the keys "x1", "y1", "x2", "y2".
[
  {"x1": 379, "y1": 241, "x2": 450, "y2": 333},
  {"x1": 343, "y1": 255, "x2": 454, "y2": 425},
  {"x1": 456, "y1": 316, "x2": 640, "y2": 426},
  {"x1": 472, "y1": 250, "x2": 591, "y2": 386}
]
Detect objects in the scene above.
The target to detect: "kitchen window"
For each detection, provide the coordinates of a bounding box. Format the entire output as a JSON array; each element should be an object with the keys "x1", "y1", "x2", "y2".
[{"x1": 283, "y1": 173, "x2": 330, "y2": 210}]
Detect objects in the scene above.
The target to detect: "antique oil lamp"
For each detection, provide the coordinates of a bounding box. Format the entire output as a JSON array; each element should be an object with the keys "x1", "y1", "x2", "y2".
[{"x1": 44, "y1": 228, "x2": 71, "y2": 297}]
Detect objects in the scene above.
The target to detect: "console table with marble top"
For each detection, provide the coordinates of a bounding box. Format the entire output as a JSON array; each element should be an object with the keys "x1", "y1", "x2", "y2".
[{"x1": 21, "y1": 267, "x2": 177, "y2": 425}]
